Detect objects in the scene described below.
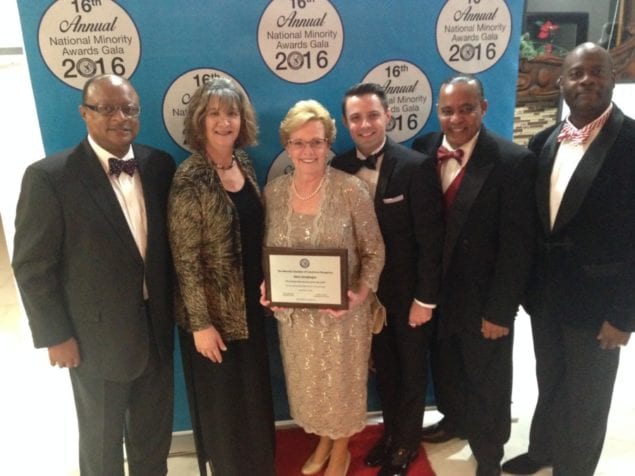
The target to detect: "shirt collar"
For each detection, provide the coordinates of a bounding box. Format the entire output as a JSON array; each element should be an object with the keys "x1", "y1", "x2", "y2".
[
  {"x1": 442, "y1": 129, "x2": 480, "y2": 164},
  {"x1": 563, "y1": 103, "x2": 613, "y2": 134},
  {"x1": 88, "y1": 135, "x2": 134, "y2": 174},
  {"x1": 356, "y1": 137, "x2": 387, "y2": 161}
]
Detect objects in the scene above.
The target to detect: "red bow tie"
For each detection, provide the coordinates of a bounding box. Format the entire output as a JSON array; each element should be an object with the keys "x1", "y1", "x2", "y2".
[
  {"x1": 557, "y1": 122, "x2": 592, "y2": 145},
  {"x1": 437, "y1": 146, "x2": 464, "y2": 165},
  {"x1": 108, "y1": 157, "x2": 138, "y2": 177}
]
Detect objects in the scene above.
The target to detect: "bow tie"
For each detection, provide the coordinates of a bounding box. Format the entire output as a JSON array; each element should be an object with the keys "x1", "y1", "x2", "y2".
[
  {"x1": 356, "y1": 146, "x2": 386, "y2": 170},
  {"x1": 108, "y1": 157, "x2": 138, "y2": 177},
  {"x1": 437, "y1": 146, "x2": 464, "y2": 165},
  {"x1": 557, "y1": 122, "x2": 592, "y2": 145}
]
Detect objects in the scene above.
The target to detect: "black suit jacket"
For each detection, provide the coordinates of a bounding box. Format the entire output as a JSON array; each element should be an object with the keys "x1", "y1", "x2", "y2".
[
  {"x1": 13, "y1": 139, "x2": 176, "y2": 381},
  {"x1": 331, "y1": 137, "x2": 444, "y2": 318},
  {"x1": 526, "y1": 107, "x2": 635, "y2": 332},
  {"x1": 412, "y1": 128, "x2": 536, "y2": 337}
]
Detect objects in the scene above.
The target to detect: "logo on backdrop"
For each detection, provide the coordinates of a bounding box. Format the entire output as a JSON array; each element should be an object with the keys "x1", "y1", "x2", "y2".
[
  {"x1": 436, "y1": 0, "x2": 511, "y2": 74},
  {"x1": 257, "y1": 0, "x2": 344, "y2": 84},
  {"x1": 362, "y1": 60, "x2": 433, "y2": 143},
  {"x1": 38, "y1": 0, "x2": 140, "y2": 89}
]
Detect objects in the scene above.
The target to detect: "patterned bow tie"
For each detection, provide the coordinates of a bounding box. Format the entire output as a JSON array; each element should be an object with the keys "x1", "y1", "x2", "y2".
[
  {"x1": 557, "y1": 122, "x2": 593, "y2": 145},
  {"x1": 437, "y1": 146, "x2": 464, "y2": 165},
  {"x1": 108, "y1": 157, "x2": 138, "y2": 177}
]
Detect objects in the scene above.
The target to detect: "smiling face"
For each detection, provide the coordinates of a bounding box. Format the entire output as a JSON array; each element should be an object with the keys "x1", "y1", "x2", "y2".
[
  {"x1": 203, "y1": 96, "x2": 241, "y2": 155},
  {"x1": 80, "y1": 76, "x2": 140, "y2": 158},
  {"x1": 437, "y1": 80, "x2": 487, "y2": 149},
  {"x1": 285, "y1": 119, "x2": 329, "y2": 179},
  {"x1": 560, "y1": 44, "x2": 615, "y2": 128},
  {"x1": 342, "y1": 93, "x2": 390, "y2": 156}
]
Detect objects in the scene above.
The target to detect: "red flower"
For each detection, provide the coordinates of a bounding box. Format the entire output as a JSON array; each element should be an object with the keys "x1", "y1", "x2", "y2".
[{"x1": 537, "y1": 20, "x2": 559, "y2": 40}]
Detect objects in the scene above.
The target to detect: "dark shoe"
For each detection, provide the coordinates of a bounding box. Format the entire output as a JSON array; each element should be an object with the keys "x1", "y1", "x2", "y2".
[
  {"x1": 421, "y1": 420, "x2": 465, "y2": 443},
  {"x1": 364, "y1": 436, "x2": 392, "y2": 467},
  {"x1": 501, "y1": 453, "x2": 550, "y2": 474},
  {"x1": 476, "y1": 462, "x2": 501, "y2": 476},
  {"x1": 377, "y1": 448, "x2": 418, "y2": 476}
]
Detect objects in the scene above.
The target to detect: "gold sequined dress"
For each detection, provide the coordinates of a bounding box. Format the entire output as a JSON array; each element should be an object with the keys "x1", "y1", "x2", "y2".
[{"x1": 264, "y1": 167, "x2": 385, "y2": 439}]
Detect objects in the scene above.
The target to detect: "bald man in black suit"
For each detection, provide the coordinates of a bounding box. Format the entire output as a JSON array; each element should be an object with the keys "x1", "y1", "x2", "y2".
[{"x1": 13, "y1": 75, "x2": 176, "y2": 476}]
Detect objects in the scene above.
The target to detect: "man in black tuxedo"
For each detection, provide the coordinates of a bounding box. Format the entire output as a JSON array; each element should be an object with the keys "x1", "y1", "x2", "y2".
[
  {"x1": 12, "y1": 74, "x2": 176, "y2": 476},
  {"x1": 503, "y1": 43, "x2": 634, "y2": 476},
  {"x1": 413, "y1": 76, "x2": 536, "y2": 476},
  {"x1": 331, "y1": 83, "x2": 444, "y2": 476}
]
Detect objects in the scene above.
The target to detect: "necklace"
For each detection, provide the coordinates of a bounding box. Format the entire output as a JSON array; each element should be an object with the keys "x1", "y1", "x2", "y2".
[
  {"x1": 292, "y1": 173, "x2": 326, "y2": 201},
  {"x1": 209, "y1": 154, "x2": 236, "y2": 170}
]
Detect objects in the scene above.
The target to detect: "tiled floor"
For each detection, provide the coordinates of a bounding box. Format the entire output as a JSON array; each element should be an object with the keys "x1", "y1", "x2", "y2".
[{"x1": 1, "y1": 54, "x2": 633, "y2": 476}]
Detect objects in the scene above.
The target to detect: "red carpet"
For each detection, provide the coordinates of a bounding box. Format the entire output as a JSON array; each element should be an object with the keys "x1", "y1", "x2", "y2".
[{"x1": 275, "y1": 424, "x2": 436, "y2": 475}]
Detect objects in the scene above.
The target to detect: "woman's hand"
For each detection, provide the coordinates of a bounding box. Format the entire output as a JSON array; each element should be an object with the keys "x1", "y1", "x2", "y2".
[
  {"x1": 193, "y1": 326, "x2": 227, "y2": 363},
  {"x1": 259, "y1": 281, "x2": 270, "y2": 307},
  {"x1": 259, "y1": 280, "x2": 286, "y2": 312},
  {"x1": 326, "y1": 284, "x2": 370, "y2": 319}
]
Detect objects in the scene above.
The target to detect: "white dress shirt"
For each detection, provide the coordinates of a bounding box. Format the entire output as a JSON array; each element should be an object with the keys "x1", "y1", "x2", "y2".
[
  {"x1": 549, "y1": 106, "x2": 611, "y2": 229},
  {"x1": 438, "y1": 132, "x2": 479, "y2": 192},
  {"x1": 88, "y1": 135, "x2": 148, "y2": 297}
]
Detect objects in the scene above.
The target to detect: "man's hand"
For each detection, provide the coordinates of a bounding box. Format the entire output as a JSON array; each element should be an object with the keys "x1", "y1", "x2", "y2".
[
  {"x1": 48, "y1": 337, "x2": 80, "y2": 368},
  {"x1": 481, "y1": 319, "x2": 509, "y2": 340},
  {"x1": 597, "y1": 321, "x2": 631, "y2": 350},
  {"x1": 193, "y1": 326, "x2": 227, "y2": 363},
  {"x1": 409, "y1": 302, "x2": 433, "y2": 328}
]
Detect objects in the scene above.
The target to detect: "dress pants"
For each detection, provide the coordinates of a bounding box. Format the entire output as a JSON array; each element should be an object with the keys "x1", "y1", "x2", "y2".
[
  {"x1": 371, "y1": 312, "x2": 431, "y2": 453},
  {"x1": 69, "y1": 330, "x2": 173, "y2": 476},
  {"x1": 431, "y1": 327, "x2": 513, "y2": 467},
  {"x1": 528, "y1": 313, "x2": 620, "y2": 476}
]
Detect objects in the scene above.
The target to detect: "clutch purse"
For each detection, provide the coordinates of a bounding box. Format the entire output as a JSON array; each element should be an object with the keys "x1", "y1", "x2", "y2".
[{"x1": 370, "y1": 292, "x2": 386, "y2": 334}]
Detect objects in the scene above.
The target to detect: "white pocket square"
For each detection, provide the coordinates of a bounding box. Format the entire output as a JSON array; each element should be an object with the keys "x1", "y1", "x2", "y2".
[{"x1": 382, "y1": 194, "x2": 404, "y2": 204}]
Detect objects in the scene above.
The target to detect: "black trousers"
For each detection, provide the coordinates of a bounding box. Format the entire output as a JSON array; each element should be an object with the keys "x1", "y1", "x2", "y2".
[
  {"x1": 528, "y1": 313, "x2": 620, "y2": 476},
  {"x1": 430, "y1": 327, "x2": 513, "y2": 467},
  {"x1": 371, "y1": 313, "x2": 431, "y2": 453},
  {"x1": 69, "y1": 324, "x2": 173, "y2": 476}
]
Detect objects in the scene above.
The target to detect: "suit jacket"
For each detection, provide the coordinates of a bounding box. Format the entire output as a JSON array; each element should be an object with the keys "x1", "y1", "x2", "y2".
[
  {"x1": 412, "y1": 128, "x2": 536, "y2": 337},
  {"x1": 525, "y1": 106, "x2": 635, "y2": 332},
  {"x1": 168, "y1": 150, "x2": 260, "y2": 340},
  {"x1": 331, "y1": 137, "x2": 444, "y2": 319},
  {"x1": 12, "y1": 139, "x2": 176, "y2": 382}
]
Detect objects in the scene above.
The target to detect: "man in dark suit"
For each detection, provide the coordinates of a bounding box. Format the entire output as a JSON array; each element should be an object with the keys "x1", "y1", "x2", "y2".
[
  {"x1": 12, "y1": 74, "x2": 176, "y2": 476},
  {"x1": 502, "y1": 43, "x2": 634, "y2": 476},
  {"x1": 413, "y1": 75, "x2": 536, "y2": 476},
  {"x1": 331, "y1": 82, "x2": 444, "y2": 476}
]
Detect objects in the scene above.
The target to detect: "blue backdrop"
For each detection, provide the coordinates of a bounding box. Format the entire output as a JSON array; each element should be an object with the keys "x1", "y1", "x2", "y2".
[{"x1": 17, "y1": 0, "x2": 526, "y2": 431}]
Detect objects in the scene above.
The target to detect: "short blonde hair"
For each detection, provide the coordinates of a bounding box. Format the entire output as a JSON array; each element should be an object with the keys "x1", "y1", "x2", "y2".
[
  {"x1": 279, "y1": 99, "x2": 336, "y2": 145},
  {"x1": 183, "y1": 77, "x2": 258, "y2": 153}
]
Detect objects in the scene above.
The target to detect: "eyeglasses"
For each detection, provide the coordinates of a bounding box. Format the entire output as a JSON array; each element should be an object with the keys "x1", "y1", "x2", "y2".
[
  {"x1": 83, "y1": 104, "x2": 141, "y2": 117},
  {"x1": 287, "y1": 138, "x2": 329, "y2": 151}
]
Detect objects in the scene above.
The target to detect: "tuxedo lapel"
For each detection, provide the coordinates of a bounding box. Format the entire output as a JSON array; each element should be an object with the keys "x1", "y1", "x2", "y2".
[
  {"x1": 375, "y1": 139, "x2": 397, "y2": 207},
  {"x1": 443, "y1": 132, "x2": 495, "y2": 273},
  {"x1": 536, "y1": 126, "x2": 561, "y2": 234},
  {"x1": 71, "y1": 140, "x2": 144, "y2": 264},
  {"x1": 136, "y1": 146, "x2": 158, "y2": 254},
  {"x1": 552, "y1": 108, "x2": 624, "y2": 233}
]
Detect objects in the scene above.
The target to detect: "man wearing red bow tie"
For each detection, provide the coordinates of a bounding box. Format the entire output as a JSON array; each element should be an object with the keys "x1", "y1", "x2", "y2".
[
  {"x1": 412, "y1": 75, "x2": 536, "y2": 476},
  {"x1": 503, "y1": 43, "x2": 635, "y2": 476},
  {"x1": 12, "y1": 74, "x2": 176, "y2": 476}
]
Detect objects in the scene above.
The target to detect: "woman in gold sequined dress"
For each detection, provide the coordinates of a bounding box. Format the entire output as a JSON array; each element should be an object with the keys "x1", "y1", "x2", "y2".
[{"x1": 261, "y1": 100, "x2": 385, "y2": 476}]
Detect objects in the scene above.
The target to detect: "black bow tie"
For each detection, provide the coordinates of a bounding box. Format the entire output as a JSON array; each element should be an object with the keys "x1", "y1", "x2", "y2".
[
  {"x1": 356, "y1": 145, "x2": 386, "y2": 170},
  {"x1": 108, "y1": 157, "x2": 138, "y2": 177}
]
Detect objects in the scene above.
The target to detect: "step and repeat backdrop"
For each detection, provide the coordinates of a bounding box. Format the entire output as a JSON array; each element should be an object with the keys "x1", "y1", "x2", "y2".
[{"x1": 17, "y1": 0, "x2": 525, "y2": 430}]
